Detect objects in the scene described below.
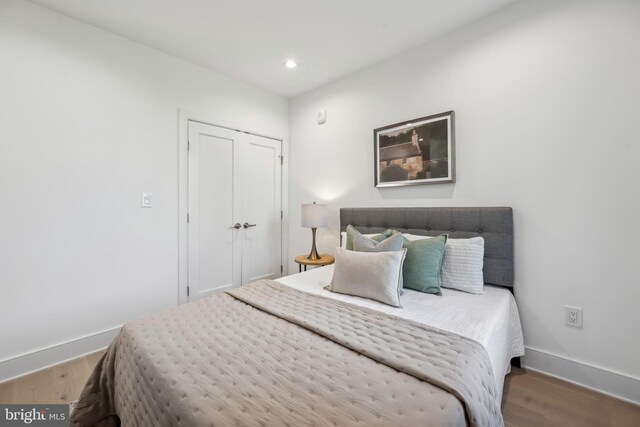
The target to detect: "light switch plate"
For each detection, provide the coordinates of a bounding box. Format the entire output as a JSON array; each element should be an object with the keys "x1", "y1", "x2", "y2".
[
  {"x1": 317, "y1": 109, "x2": 326, "y2": 125},
  {"x1": 141, "y1": 192, "x2": 152, "y2": 208}
]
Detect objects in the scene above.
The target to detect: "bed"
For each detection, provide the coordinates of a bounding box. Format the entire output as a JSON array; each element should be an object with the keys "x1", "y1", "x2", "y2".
[
  {"x1": 71, "y1": 207, "x2": 524, "y2": 427},
  {"x1": 277, "y1": 266, "x2": 523, "y2": 400},
  {"x1": 334, "y1": 207, "x2": 523, "y2": 390}
]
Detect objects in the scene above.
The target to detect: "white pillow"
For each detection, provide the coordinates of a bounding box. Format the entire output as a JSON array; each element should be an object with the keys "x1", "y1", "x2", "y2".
[
  {"x1": 440, "y1": 237, "x2": 484, "y2": 294},
  {"x1": 328, "y1": 247, "x2": 406, "y2": 307},
  {"x1": 402, "y1": 233, "x2": 485, "y2": 294}
]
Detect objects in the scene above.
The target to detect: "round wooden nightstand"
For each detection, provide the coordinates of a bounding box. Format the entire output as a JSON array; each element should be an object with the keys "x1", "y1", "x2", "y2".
[{"x1": 294, "y1": 254, "x2": 335, "y2": 272}]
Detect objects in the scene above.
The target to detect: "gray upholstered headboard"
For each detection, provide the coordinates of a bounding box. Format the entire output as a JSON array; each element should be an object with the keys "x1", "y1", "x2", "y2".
[{"x1": 340, "y1": 207, "x2": 514, "y2": 289}]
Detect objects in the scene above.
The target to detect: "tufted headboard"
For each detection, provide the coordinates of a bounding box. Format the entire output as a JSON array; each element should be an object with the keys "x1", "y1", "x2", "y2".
[{"x1": 340, "y1": 207, "x2": 514, "y2": 289}]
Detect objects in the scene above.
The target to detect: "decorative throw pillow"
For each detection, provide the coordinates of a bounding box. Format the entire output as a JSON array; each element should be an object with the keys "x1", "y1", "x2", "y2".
[
  {"x1": 353, "y1": 232, "x2": 406, "y2": 291},
  {"x1": 402, "y1": 234, "x2": 485, "y2": 294},
  {"x1": 341, "y1": 231, "x2": 392, "y2": 249},
  {"x1": 440, "y1": 237, "x2": 485, "y2": 294},
  {"x1": 353, "y1": 232, "x2": 404, "y2": 252},
  {"x1": 402, "y1": 235, "x2": 447, "y2": 295},
  {"x1": 345, "y1": 225, "x2": 397, "y2": 250},
  {"x1": 328, "y1": 247, "x2": 406, "y2": 307}
]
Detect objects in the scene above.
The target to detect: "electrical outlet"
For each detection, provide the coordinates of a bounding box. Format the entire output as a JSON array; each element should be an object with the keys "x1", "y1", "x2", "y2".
[{"x1": 565, "y1": 306, "x2": 583, "y2": 328}]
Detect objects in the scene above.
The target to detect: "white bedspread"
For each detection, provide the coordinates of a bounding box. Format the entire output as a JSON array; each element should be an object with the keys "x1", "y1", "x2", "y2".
[{"x1": 276, "y1": 265, "x2": 525, "y2": 400}]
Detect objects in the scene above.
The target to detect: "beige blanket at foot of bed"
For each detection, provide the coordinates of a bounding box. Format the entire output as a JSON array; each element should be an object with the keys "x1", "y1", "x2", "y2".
[{"x1": 71, "y1": 280, "x2": 502, "y2": 427}]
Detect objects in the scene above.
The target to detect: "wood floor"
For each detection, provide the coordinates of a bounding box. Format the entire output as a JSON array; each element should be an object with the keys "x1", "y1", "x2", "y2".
[
  {"x1": 0, "y1": 351, "x2": 105, "y2": 406},
  {"x1": 0, "y1": 352, "x2": 638, "y2": 426},
  {"x1": 501, "y1": 368, "x2": 640, "y2": 427}
]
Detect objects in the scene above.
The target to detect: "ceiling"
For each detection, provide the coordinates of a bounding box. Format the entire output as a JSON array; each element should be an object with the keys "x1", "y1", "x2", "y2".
[{"x1": 28, "y1": 0, "x2": 517, "y2": 97}]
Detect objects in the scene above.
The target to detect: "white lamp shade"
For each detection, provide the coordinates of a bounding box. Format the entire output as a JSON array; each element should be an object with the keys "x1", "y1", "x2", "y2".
[{"x1": 301, "y1": 203, "x2": 328, "y2": 228}]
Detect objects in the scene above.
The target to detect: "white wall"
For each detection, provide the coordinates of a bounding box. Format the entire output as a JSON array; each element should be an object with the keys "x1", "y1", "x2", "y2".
[
  {"x1": 0, "y1": 0, "x2": 288, "y2": 379},
  {"x1": 289, "y1": 0, "x2": 640, "y2": 400}
]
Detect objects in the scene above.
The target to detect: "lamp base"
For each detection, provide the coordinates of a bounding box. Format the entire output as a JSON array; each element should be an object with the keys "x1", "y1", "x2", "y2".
[{"x1": 307, "y1": 227, "x2": 321, "y2": 260}]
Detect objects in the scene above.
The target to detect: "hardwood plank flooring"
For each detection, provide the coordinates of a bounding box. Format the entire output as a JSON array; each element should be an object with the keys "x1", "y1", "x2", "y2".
[
  {"x1": 502, "y1": 368, "x2": 640, "y2": 427},
  {"x1": 0, "y1": 353, "x2": 638, "y2": 426},
  {"x1": 0, "y1": 351, "x2": 105, "y2": 406}
]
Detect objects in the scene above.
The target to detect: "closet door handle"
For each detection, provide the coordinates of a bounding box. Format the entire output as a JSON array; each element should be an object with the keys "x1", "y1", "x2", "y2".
[
  {"x1": 230, "y1": 223, "x2": 242, "y2": 229},
  {"x1": 243, "y1": 223, "x2": 256, "y2": 229}
]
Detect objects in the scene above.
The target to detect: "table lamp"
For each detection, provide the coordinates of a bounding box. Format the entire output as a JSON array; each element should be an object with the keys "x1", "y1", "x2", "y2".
[{"x1": 301, "y1": 202, "x2": 328, "y2": 260}]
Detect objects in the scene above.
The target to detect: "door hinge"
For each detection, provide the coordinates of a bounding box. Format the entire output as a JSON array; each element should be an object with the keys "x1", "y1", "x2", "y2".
[
  {"x1": 279, "y1": 155, "x2": 283, "y2": 165},
  {"x1": 187, "y1": 286, "x2": 190, "y2": 297},
  {"x1": 187, "y1": 140, "x2": 190, "y2": 151},
  {"x1": 281, "y1": 210, "x2": 283, "y2": 219},
  {"x1": 280, "y1": 265, "x2": 283, "y2": 273},
  {"x1": 187, "y1": 213, "x2": 190, "y2": 223}
]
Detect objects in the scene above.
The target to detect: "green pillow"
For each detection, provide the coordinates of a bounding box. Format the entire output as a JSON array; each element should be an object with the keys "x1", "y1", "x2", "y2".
[
  {"x1": 402, "y1": 235, "x2": 447, "y2": 295},
  {"x1": 353, "y1": 232, "x2": 404, "y2": 253},
  {"x1": 345, "y1": 225, "x2": 397, "y2": 250}
]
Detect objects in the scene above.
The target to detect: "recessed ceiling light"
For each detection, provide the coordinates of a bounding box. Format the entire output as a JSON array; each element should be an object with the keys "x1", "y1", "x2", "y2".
[{"x1": 284, "y1": 59, "x2": 298, "y2": 69}]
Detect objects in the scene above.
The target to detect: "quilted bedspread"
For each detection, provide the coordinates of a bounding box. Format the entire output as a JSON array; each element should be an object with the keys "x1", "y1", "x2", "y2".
[{"x1": 71, "y1": 280, "x2": 503, "y2": 427}]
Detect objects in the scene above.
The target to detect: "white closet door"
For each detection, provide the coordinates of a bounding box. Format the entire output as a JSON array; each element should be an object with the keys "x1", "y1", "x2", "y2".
[
  {"x1": 187, "y1": 121, "x2": 282, "y2": 300},
  {"x1": 241, "y1": 134, "x2": 282, "y2": 284},
  {"x1": 188, "y1": 122, "x2": 242, "y2": 299}
]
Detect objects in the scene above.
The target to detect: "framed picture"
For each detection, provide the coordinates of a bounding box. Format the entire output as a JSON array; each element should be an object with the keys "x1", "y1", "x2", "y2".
[{"x1": 374, "y1": 111, "x2": 455, "y2": 187}]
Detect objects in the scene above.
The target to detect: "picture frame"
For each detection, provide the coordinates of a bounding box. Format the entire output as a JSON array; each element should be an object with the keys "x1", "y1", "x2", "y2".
[{"x1": 374, "y1": 111, "x2": 455, "y2": 187}]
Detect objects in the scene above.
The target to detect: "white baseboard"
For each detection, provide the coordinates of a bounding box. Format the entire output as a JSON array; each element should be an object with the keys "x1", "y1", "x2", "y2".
[
  {"x1": 523, "y1": 346, "x2": 640, "y2": 405},
  {"x1": 0, "y1": 326, "x2": 121, "y2": 383}
]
